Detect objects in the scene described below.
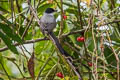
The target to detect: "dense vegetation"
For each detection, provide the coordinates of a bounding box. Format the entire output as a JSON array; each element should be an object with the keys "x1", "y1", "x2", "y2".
[{"x1": 0, "y1": 0, "x2": 120, "y2": 80}]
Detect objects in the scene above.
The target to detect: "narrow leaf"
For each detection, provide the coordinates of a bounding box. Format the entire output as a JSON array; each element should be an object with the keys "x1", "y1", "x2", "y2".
[
  {"x1": 104, "y1": 45, "x2": 116, "y2": 66},
  {"x1": 0, "y1": 7, "x2": 9, "y2": 13},
  {"x1": 0, "y1": 31, "x2": 18, "y2": 54},
  {"x1": 0, "y1": 23, "x2": 22, "y2": 43},
  {"x1": 0, "y1": 14, "x2": 12, "y2": 26}
]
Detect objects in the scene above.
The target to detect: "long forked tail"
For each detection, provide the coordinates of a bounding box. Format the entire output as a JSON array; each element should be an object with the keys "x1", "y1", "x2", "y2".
[
  {"x1": 48, "y1": 32, "x2": 70, "y2": 57},
  {"x1": 48, "y1": 32, "x2": 82, "y2": 80}
]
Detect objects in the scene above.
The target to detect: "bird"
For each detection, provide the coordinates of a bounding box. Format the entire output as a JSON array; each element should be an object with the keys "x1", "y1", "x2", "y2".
[
  {"x1": 39, "y1": 8, "x2": 56, "y2": 35},
  {"x1": 39, "y1": 8, "x2": 70, "y2": 57},
  {"x1": 39, "y1": 8, "x2": 82, "y2": 80},
  {"x1": 39, "y1": 8, "x2": 70, "y2": 56}
]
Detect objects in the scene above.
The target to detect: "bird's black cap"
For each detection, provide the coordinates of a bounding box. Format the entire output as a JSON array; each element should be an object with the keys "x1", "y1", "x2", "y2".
[{"x1": 45, "y1": 8, "x2": 56, "y2": 13}]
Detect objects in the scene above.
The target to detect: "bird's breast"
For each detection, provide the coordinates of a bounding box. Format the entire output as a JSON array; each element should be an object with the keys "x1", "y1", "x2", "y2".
[{"x1": 41, "y1": 15, "x2": 55, "y2": 23}]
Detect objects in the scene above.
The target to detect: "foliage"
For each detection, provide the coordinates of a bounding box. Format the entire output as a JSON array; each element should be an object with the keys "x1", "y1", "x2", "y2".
[{"x1": 0, "y1": 0, "x2": 120, "y2": 80}]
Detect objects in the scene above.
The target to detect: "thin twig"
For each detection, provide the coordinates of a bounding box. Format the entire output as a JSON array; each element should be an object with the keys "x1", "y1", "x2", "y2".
[
  {"x1": 27, "y1": 1, "x2": 82, "y2": 79},
  {"x1": 16, "y1": 0, "x2": 30, "y2": 22},
  {"x1": 58, "y1": 0, "x2": 64, "y2": 36},
  {"x1": 36, "y1": 57, "x2": 51, "y2": 80},
  {"x1": 0, "y1": 37, "x2": 48, "y2": 52},
  {"x1": 106, "y1": 30, "x2": 119, "y2": 80},
  {"x1": 22, "y1": 15, "x2": 34, "y2": 39},
  {"x1": 0, "y1": 18, "x2": 119, "y2": 52},
  {"x1": 62, "y1": 29, "x2": 85, "y2": 37},
  {"x1": 10, "y1": 0, "x2": 14, "y2": 25},
  {"x1": 77, "y1": 0, "x2": 83, "y2": 29},
  {"x1": 64, "y1": 42, "x2": 81, "y2": 56},
  {"x1": 0, "y1": 62, "x2": 11, "y2": 80},
  {"x1": 77, "y1": 0, "x2": 89, "y2": 59},
  {"x1": 12, "y1": 61, "x2": 25, "y2": 78},
  {"x1": 91, "y1": 15, "x2": 98, "y2": 80}
]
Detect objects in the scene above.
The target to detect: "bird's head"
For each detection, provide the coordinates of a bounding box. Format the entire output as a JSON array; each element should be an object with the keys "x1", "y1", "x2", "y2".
[{"x1": 45, "y1": 8, "x2": 57, "y2": 14}]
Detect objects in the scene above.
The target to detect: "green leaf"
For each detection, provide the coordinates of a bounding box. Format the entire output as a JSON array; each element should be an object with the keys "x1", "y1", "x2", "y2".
[
  {"x1": 87, "y1": 38, "x2": 94, "y2": 52},
  {"x1": 0, "y1": 14, "x2": 12, "y2": 26},
  {"x1": 65, "y1": 8, "x2": 78, "y2": 15},
  {"x1": 69, "y1": 35, "x2": 76, "y2": 44},
  {"x1": 0, "y1": 77, "x2": 4, "y2": 80},
  {"x1": 0, "y1": 53, "x2": 3, "y2": 63},
  {"x1": 0, "y1": 6, "x2": 9, "y2": 13},
  {"x1": 37, "y1": 3, "x2": 53, "y2": 15},
  {"x1": 104, "y1": 45, "x2": 116, "y2": 66},
  {"x1": 0, "y1": 23, "x2": 22, "y2": 43},
  {"x1": 0, "y1": 31, "x2": 18, "y2": 54}
]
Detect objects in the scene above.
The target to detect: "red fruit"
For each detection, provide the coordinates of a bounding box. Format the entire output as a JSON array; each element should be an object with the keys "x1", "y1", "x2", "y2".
[
  {"x1": 63, "y1": 15, "x2": 67, "y2": 20},
  {"x1": 88, "y1": 62, "x2": 92, "y2": 67},
  {"x1": 77, "y1": 37, "x2": 85, "y2": 42},
  {"x1": 56, "y1": 72, "x2": 64, "y2": 78}
]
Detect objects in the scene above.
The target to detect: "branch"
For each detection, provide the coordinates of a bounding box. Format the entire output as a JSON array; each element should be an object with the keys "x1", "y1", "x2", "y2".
[
  {"x1": 27, "y1": 1, "x2": 82, "y2": 79},
  {"x1": 0, "y1": 28, "x2": 85, "y2": 52},
  {"x1": 0, "y1": 19, "x2": 119, "y2": 52},
  {"x1": 0, "y1": 62, "x2": 11, "y2": 80},
  {"x1": 62, "y1": 29, "x2": 85, "y2": 37},
  {"x1": 0, "y1": 38, "x2": 48, "y2": 52},
  {"x1": 16, "y1": 0, "x2": 30, "y2": 22},
  {"x1": 58, "y1": 0, "x2": 64, "y2": 36},
  {"x1": 62, "y1": 19, "x2": 120, "y2": 37},
  {"x1": 100, "y1": 19, "x2": 120, "y2": 26},
  {"x1": 77, "y1": 0, "x2": 83, "y2": 29},
  {"x1": 22, "y1": 15, "x2": 34, "y2": 39},
  {"x1": 1, "y1": 18, "x2": 119, "y2": 52}
]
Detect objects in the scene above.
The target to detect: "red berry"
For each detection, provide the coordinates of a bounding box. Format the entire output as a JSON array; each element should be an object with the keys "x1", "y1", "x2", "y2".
[
  {"x1": 63, "y1": 15, "x2": 67, "y2": 20},
  {"x1": 77, "y1": 37, "x2": 85, "y2": 42},
  {"x1": 56, "y1": 72, "x2": 64, "y2": 78},
  {"x1": 88, "y1": 62, "x2": 92, "y2": 67}
]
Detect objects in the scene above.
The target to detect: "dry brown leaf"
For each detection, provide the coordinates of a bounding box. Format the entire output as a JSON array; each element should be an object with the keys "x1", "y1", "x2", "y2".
[{"x1": 27, "y1": 52, "x2": 34, "y2": 80}]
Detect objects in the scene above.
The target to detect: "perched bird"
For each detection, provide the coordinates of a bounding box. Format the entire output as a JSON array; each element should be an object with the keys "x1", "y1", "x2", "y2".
[
  {"x1": 39, "y1": 8, "x2": 81, "y2": 80},
  {"x1": 39, "y1": 8, "x2": 56, "y2": 34},
  {"x1": 39, "y1": 8, "x2": 70, "y2": 56}
]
